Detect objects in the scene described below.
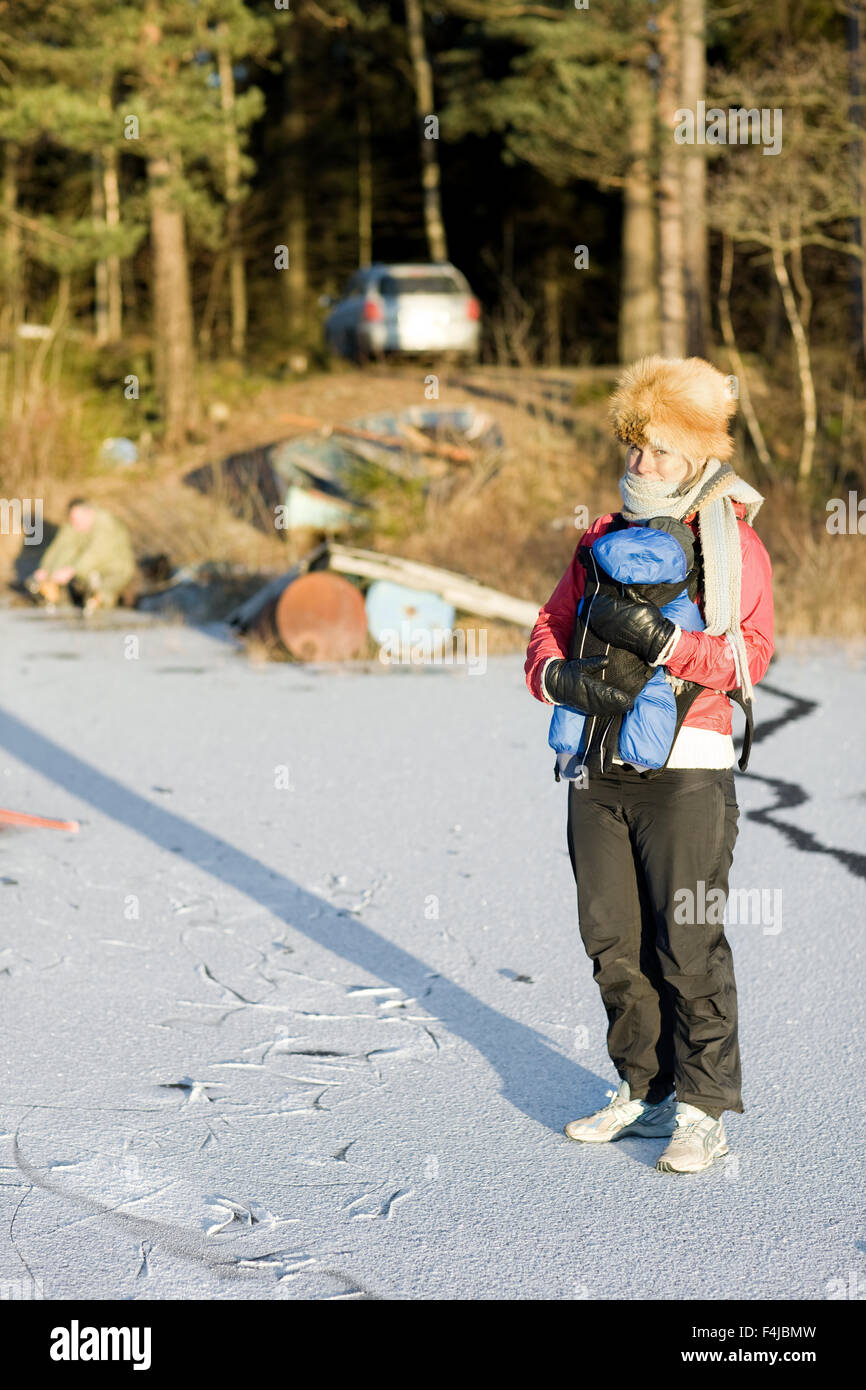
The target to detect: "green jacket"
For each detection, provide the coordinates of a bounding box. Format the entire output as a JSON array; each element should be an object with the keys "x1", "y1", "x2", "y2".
[{"x1": 41, "y1": 507, "x2": 136, "y2": 592}]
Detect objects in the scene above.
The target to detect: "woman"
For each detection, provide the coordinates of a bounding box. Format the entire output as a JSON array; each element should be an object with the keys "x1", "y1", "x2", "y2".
[{"x1": 525, "y1": 356, "x2": 774, "y2": 1175}]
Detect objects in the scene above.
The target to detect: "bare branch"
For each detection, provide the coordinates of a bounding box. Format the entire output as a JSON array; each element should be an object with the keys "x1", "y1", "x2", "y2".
[
  {"x1": 0, "y1": 206, "x2": 76, "y2": 246},
  {"x1": 301, "y1": 1, "x2": 349, "y2": 29}
]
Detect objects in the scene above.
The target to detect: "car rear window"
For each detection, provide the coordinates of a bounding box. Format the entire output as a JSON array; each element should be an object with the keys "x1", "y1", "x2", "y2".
[{"x1": 379, "y1": 275, "x2": 463, "y2": 297}]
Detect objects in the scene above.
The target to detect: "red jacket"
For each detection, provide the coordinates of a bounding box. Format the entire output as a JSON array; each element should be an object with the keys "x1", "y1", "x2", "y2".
[{"x1": 525, "y1": 504, "x2": 775, "y2": 735}]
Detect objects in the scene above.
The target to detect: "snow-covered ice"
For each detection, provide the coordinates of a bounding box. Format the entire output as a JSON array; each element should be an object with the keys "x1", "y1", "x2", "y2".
[{"x1": 0, "y1": 607, "x2": 863, "y2": 1300}]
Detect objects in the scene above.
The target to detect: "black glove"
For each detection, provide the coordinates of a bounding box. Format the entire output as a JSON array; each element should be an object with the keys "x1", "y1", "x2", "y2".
[
  {"x1": 544, "y1": 655, "x2": 634, "y2": 716},
  {"x1": 587, "y1": 593, "x2": 676, "y2": 665}
]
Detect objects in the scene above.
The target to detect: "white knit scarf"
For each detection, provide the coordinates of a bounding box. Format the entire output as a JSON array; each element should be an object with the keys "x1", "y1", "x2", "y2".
[{"x1": 618, "y1": 457, "x2": 764, "y2": 702}]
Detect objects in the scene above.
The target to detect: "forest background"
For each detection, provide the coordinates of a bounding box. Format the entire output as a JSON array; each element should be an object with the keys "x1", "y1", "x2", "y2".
[{"x1": 1, "y1": 0, "x2": 864, "y2": 637}]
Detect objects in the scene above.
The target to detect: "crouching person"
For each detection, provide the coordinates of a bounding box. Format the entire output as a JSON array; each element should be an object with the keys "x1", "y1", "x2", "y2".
[
  {"x1": 525, "y1": 356, "x2": 774, "y2": 1174},
  {"x1": 32, "y1": 498, "x2": 137, "y2": 612}
]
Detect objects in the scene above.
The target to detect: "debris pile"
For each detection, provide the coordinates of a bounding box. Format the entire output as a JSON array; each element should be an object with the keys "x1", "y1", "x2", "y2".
[
  {"x1": 10, "y1": 405, "x2": 538, "y2": 661},
  {"x1": 227, "y1": 542, "x2": 540, "y2": 663},
  {"x1": 186, "y1": 402, "x2": 535, "y2": 661},
  {"x1": 185, "y1": 405, "x2": 503, "y2": 534}
]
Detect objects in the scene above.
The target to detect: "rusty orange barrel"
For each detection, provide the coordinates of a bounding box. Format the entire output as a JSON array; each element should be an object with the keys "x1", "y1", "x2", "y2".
[{"x1": 274, "y1": 571, "x2": 367, "y2": 661}]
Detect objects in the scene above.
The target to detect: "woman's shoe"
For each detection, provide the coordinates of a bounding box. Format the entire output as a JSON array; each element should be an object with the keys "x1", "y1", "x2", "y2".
[
  {"x1": 564, "y1": 1080, "x2": 677, "y2": 1143},
  {"x1": 655, "y1": 1103, "x2": 729, "y2": 1173}
]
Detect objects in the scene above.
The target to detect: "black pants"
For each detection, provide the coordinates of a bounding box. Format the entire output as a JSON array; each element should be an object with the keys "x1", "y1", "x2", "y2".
[{"x1": 567, "y1": 756, "x2": 742, "y2": 1118}]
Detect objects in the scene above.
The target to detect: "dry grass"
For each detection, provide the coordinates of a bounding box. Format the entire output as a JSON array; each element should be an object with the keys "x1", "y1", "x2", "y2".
[
  {"x1": 754, "y1": 489, "x2": 866, "y2": 638},
  {"x1": 3, "y1": 360, "x2": 864, "y2": 644}
]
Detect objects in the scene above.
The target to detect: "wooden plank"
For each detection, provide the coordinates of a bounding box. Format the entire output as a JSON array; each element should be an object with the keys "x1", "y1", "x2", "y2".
[
  {"x1": 327, "y1": 544, "x2": 540, "y2": 628},
  {"x1": 278, "y1": 411, "x2": 475, "y2": 464},
  {"x1": 0, "y1": 807, "x2": 79, "y2": 831}
]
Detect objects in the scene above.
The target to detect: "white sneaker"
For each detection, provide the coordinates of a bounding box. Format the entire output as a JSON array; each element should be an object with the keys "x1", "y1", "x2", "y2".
[
  {"x1": 656, "y1": 1103, "x2": 729, "y2": 1174},
  {"x1": 564, "y1": 1080, "x2": 677, "y2": 1143}
]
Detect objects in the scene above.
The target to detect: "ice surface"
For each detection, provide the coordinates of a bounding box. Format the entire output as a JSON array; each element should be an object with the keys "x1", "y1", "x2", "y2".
[{"x1": 0, "y1": 610, "x2": 863, "y2": 1300}]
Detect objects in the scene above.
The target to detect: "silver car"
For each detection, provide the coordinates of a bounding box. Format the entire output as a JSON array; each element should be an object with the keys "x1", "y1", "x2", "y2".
[{"x1": 324, "y1": 262, "x2": 481, "y2": 363}]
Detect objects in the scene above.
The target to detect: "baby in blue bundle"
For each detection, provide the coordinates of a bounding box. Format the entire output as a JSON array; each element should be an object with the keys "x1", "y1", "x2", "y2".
[{"x1": 549, "y1": 519, "x2": 704, "y2": 776}]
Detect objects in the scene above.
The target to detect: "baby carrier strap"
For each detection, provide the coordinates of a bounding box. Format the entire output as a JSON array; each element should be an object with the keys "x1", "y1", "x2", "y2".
[
  {"x1": 726, "y1": 688, "x2": 754, "y2": 772},
  {"x1": 574, "y1": 511, "x2": 629, "y2": 591},
  {"x1": 571, "y1": 514, "x2": 645, "y2": 774}
]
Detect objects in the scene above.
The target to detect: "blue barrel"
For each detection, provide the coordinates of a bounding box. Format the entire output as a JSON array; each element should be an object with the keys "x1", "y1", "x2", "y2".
[{"x1": 365, "y1": 580, "x2": 456, "y2": 657}]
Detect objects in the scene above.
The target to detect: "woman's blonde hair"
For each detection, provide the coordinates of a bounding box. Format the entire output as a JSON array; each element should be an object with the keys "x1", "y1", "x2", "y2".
[{"x1": 676, "y1": 454, "x2": 709, "y2": 489}]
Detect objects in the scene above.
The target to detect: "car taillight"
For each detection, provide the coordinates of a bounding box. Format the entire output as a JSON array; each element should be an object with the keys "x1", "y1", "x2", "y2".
[
  {"x1": 466, "y1": 297, "x2": 481, "y2": 320},
  {"x1": 362, "y1": 298, "x2": 384, "y2": 322}
]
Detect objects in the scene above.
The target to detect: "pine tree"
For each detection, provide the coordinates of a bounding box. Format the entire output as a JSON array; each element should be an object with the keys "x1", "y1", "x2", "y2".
[
  {"x1": 441, "y1": 0, "x2": 664, "y2": 361},
  {"x1": 0, "y1": 0, "x2": 145, "y2": 418}
]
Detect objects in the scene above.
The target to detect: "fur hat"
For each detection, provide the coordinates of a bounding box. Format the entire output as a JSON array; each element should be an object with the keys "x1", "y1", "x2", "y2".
[{"x1": 609, "y1": 355, "x2": 737, "y2": 464}]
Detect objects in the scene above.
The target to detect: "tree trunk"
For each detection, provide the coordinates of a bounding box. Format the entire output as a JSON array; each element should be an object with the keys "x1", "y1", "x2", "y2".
[
  {"x1": 680, "y1": 0, "x2": 709, "y2": 357},
  {"x1": 769, "y1": 219, "x2": 816, "y2": 482},
  {"x1": 218, "y1": 23, "x2": 247, "y2": 359},
  {"x1": 543, "y1": 246, "x2": 561, "y2": 367},
  {"x1": 0, "y1": 145, "x2": 16, "y2": 415},
  {"x1": 358, "y1": 81, "x2": 373, "y2": 267},
  {"x1": 619, "y1": 59, "x2": 660, "y2": 361},
  {"x1": 849, "y1": 0, "x2": 865, "y2": 362},
  {"x1": 92, "y1": 155, "x2": 109, "y2": 344},
  {"x1": 282, "y1": 23, "x2": 309, "y2": 348},
  {"x1": 1, "y1": 142, "x2": 25, "y2": 420},
  {"x1": 657, "y1": 1, "x2": 687, "y2": 357},
  {"x1": 2, "y1": 142, "x2": 22, "y2": 324},
  {"x1": 148, "y1": 154, "x2": 197, "y2": 447},
  {"x1": 788, "y1": 114, "x2": 812, "y2": 336},
  {"x1": 199, "y1": 252, "x2": 227, "y2": 357},
  {"x1": 404, "y1": 0, "x2": 448, "y2": 261},
  {"x1": 103, "y1": 145, "x2": 122, "y2": 341},
  {"x1": 94, "y1": 80, "x2": 122, "y2": 345},
  {"x1": 717, "y1": 234, "x2": 773, "y2": 476}
]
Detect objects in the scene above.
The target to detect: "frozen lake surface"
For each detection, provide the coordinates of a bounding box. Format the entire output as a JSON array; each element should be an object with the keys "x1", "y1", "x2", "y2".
[{"x1": 0, "y1": 607, "x2": 863, "y2": 1300}]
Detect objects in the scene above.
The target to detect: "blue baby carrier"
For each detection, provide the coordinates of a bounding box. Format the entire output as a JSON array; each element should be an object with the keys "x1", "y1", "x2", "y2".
[{"x1": 549, "y1": 521, "x2": 705, "y2": 777}]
